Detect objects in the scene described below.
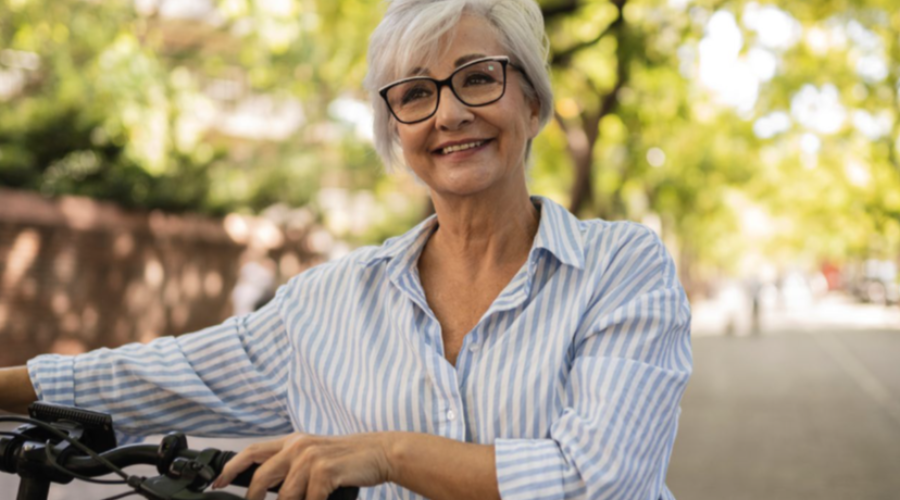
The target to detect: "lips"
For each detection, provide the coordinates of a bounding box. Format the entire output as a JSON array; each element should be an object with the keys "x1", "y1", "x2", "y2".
[{"x1": 432, "y1": 138, "x2": 493, "y2": 155}]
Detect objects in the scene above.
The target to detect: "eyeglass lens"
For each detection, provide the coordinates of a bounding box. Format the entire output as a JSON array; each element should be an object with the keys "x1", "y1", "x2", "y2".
[{"x1": 385, "y1": 60, "x2": 505, "y2": 123}]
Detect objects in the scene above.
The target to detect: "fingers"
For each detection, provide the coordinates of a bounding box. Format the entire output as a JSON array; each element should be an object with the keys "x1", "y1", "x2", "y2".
[
  {"x1": 276, "y1": 458, "x2": 311, "y2": 500},
  {"x1": 213, "y1": 439, "x2": 286, "y2": 489},
  {"x1": 303, "y1": 462, "x2": 341, "y2": 500},
  {"x1": 276, "y1": 441, "x2": 323, "y2": 500},
  {"x1": 245, "y1": 453, "x2": 291, "y2": 500},
  {"x1": 211, "y1": 432, "x2": 377, "y2": 500}
]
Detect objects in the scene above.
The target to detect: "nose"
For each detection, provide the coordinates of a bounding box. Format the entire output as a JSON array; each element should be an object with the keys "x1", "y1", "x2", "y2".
[{"x1": 434, "y1": 85, "x2": 474, "y2": 131}]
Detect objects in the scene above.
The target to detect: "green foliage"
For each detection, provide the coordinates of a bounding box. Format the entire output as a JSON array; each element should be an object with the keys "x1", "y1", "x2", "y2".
[
  {"x1": 0, "y1": 0, "x2": 226, "y2": 212},
  {"x1": 539, "y1": 0, "x2": 900, "y2": 278},
  {"x1": 2, "y1": 0, "x2": 900, "y2": 279}
]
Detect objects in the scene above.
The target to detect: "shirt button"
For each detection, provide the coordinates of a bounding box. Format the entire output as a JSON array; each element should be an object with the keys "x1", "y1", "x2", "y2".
[
  {"x1": 446, "y1": 410, "x2": 456, "y2": 421},
  {"x1": 469, "y1": 343, "x2": 480, "y2": 352}
]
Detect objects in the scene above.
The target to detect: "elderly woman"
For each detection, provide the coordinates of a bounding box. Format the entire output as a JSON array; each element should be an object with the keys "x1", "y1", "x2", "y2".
[{"x1": 0, "y1": 0, "x2": 692, "y2": 499}]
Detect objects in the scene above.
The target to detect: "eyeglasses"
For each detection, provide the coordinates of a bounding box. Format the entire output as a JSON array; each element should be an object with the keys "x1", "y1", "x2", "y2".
[{"x1": 379, "y1": 56, "x2": 518, "y2": 125}]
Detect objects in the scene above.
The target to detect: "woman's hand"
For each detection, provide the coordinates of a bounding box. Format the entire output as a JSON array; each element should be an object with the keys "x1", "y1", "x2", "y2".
[{"x1": 212, "y1": 432, "x2": 396, "y2": 500}]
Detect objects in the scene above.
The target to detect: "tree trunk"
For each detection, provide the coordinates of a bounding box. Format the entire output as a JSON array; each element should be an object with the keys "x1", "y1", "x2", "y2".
[{"x1": 551, "y1": 0, "x2": 629, "y2": 217}]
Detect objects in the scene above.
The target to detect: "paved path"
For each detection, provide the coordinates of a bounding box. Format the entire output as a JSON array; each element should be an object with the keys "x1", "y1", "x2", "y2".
[
  {"x1": 691, "y1": 290, "x2": 900, "y2": 336},
  {"x1": 667, "y1": 330, "x2": 900, "y2": 500}
]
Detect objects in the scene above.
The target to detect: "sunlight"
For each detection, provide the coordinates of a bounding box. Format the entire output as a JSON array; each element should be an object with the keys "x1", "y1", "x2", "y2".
[
  {"x1": 743, "y1": 3, "x2": 801, "y2": 51},
  {"x1": 698, "y1": 11, "x2": 758, "y2": 113},
  {"x1": 697, "y1": 6, "x2": 804, "y2": 115},
  {"x1": 791, "y1": 84, "x2": 846, "y2": 135},
  {"x1": 329, "y1": 96, "x2": 375, "y2": 142},
  {"x1": 2, "y1": 230, "x2": 41, "y2": 288},
  {"x1": 753, "y1": 111, "x2": 791, "y2": 139}
]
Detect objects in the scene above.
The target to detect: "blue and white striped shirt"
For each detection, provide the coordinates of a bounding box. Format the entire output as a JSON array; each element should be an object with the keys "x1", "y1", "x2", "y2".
[{"x1": 28, "y1": 195, "x2": 692, "y2": 500}]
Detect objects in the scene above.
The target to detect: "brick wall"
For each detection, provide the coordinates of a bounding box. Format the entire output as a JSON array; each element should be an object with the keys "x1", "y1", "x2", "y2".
[{"x1": 0, "y1": 188, "x2": 323, "y2": 366}]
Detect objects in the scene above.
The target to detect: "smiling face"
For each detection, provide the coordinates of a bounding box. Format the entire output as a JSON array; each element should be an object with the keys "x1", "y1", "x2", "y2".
[{"x1": 393, "y1": 14, "x2": 540, "y2": 199}]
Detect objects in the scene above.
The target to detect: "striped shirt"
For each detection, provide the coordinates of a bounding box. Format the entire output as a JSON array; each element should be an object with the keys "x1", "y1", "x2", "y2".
[{"x1": 28, "y1": 195, "x2": 692, "y2": 500}]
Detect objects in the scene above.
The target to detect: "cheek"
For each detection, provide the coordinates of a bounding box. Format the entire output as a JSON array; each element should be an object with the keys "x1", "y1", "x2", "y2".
[
  {"x1": 511, "y1": 95, "x2": 539, "y2": 139},
  {"x1": 516, "y1": 111, "x2": 539, "y2": 143},
  {"x1": 397, "y1": 125, "x2": 430, "y2": 155}
]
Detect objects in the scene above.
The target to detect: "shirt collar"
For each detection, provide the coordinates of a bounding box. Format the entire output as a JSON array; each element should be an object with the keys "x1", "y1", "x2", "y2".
[
  {"x1": 359, "y1": 195, "x2": 585, "y2": 271},
  {"x1": 529, "y1": 195, "x2": 586, "y2": 269}
]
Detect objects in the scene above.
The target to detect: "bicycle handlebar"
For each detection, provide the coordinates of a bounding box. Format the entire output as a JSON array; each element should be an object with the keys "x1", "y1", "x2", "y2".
[
  {"x1": 1, "y1": 436, "x2": 360, "y2": 500},
  {"x1": 53, "y1": 443, "x2": 359, "y2": 500},
  {"x1": 0, "y1": 402, "x2": 360, "y2": 500},
  {"x1": 54, "y1": 444, "x2": 253, "y2": 489}
]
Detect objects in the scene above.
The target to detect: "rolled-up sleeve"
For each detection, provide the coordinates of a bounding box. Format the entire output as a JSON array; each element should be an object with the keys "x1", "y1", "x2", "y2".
[
  {"x1": 495, "y1": 228, "x2": 692, "y2": 500},
  {"x1": 27, "y1": 284, "x2": 295, "y2": 438}
]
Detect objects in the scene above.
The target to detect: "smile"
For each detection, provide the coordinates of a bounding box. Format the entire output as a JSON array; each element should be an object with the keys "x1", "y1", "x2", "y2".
[{"x1": 437, "y1": 140, "x2": 490, "y2": 155}]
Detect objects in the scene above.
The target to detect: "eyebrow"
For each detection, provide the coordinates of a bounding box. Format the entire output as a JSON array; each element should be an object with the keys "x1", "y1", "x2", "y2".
[{"x1": 407, "y1": 53, "x2": 488, "y2": 77}]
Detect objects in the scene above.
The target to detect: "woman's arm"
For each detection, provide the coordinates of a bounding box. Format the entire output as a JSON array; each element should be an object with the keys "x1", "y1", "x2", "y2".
[
  {"x1": 489, "y1": 226, "x2": 693, "y2": 500},
  {"x1": 388, "y1": 432, "x2": 501, "y2": 500},
  {"x1": 25, "y1": 283, "x2": 297, "y2": 438},
  {"x1": 0, "y1": 366, "x2": 38, "y2": 414},
  {"x1": 213, "y1": 430, "x2": 501, "y2": 500}
]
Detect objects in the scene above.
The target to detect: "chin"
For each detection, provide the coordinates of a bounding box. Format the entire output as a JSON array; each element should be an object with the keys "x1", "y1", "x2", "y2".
[{"x1": 431, "y1": 170, "x2": 501, "y2": 198}]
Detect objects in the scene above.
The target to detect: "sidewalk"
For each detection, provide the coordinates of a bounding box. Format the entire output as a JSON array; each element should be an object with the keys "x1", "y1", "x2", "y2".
[
  {"x1": 673, "y1": 289, "x2": 900, "y2": 500},
  {"x1": 668, "y1": 330, "x2": 900, "y2": 500},
  {"x1": 691, "y1": 290, "x2": 900, "y2": 336}
]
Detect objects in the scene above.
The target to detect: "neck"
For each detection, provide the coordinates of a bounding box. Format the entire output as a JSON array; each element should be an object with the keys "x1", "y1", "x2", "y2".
[{"x1": 425, "y1": 178, "x2": 540, "y2": 279}]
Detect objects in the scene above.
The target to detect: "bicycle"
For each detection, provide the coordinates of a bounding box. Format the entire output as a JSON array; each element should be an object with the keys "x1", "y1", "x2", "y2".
[{"x1": 0, "y1": 402, "x2": 360, "y2": 500}]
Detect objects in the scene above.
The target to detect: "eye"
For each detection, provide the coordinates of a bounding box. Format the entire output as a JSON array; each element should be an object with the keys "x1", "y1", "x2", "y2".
[
  {"x1": 464, "y1": 72, "x2": 496, "y2": 86},
  {"x1": 402, "y1": 85, "x2": 432, "y2": 104}
]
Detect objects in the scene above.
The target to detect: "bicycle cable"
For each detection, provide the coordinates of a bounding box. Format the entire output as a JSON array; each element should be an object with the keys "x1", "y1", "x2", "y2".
[
  {"x1": 99, "y1": 490, "x2": 143, "y2": 500},
  {"x1": 43, "y1": 441, "x2": 126, "y2": 485},
  {"x1": 0, "y1": 415, "x2": 130, "y2": 481},
  {"x1": 1, "y1": 415, "x2": 249, "y2": 500}
]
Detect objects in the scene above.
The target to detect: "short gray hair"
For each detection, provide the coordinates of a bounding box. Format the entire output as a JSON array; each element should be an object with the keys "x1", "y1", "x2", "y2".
[{"x1": 363, "y1": 0, "x2": 554, "y2": 171}]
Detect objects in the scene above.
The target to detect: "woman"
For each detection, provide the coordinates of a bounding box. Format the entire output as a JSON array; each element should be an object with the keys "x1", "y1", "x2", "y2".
[{"x1": 0, "y1": 0, "x2": 692, "y2": 499}]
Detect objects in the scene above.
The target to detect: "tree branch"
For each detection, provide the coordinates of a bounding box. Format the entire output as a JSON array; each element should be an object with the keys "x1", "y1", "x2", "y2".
[
  {"x1": 550, "y1": 0, "x2": 628, "y2": 66},
  {"x1": 598, "y1": 74, "x2": 625, "y2": 119},
  {"x1": 551, "y1": 25, "x2": 613, "y2": 66},
  {"x1": 541, "y1": 0, "x2": 581, "y2": 22}
]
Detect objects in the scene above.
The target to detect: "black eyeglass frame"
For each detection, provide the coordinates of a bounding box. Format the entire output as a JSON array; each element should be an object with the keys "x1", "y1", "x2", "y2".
[{"x1": 379, "y1": 56, "x2": 525, "y2": 125}]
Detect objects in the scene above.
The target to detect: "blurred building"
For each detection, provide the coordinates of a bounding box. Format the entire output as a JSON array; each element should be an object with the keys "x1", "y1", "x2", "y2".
[{"x1": 0, "y1": 187, "x2": 328, "y2": 366}]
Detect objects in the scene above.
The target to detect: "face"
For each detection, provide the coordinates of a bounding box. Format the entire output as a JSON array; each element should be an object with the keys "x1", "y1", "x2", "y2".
[{"x1": 392, "y1": 14, "x2": 540, "y2": 199}]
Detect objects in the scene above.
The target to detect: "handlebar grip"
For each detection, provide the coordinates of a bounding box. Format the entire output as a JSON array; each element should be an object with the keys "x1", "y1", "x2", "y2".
[
  {"x1": 219, "y1": 452, "x2": 263, "y2": 491},
  {"x1": 198, "y1": 492, "x2": 246, "y2": 500},
  {"x1": 216, "y1": 451, "x2": 360, "y2": 500}
]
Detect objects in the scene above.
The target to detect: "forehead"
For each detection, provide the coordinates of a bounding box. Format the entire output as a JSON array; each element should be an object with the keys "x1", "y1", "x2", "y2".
[{"x1": 398, "y1": 14, "x2": 505, "y2": 78}]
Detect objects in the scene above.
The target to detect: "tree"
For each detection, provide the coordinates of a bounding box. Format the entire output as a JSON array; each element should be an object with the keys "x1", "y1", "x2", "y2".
[{"x1": 4, "y1": 0, "x2": 900, "y2": 285}]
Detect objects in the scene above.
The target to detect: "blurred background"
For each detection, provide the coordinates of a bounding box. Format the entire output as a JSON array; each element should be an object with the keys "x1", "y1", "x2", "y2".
[{"x1": 1, "y1": 0, "x2": 899, "y2": 498}]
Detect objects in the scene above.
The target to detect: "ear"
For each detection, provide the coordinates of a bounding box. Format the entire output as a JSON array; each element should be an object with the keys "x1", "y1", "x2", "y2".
[{"x1": 527, "y1": 96, "x2": 541, "y2": 139}]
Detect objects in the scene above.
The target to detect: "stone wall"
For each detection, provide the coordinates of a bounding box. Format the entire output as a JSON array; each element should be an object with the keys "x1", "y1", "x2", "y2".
[{"x1": 0, "y1": 188, "x2": 322, "y2": 366}]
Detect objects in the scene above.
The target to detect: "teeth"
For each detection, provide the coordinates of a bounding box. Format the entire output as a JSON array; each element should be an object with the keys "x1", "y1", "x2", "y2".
[{"x1": 441, "y1": 140, "x2": 485, "y2": 155}]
